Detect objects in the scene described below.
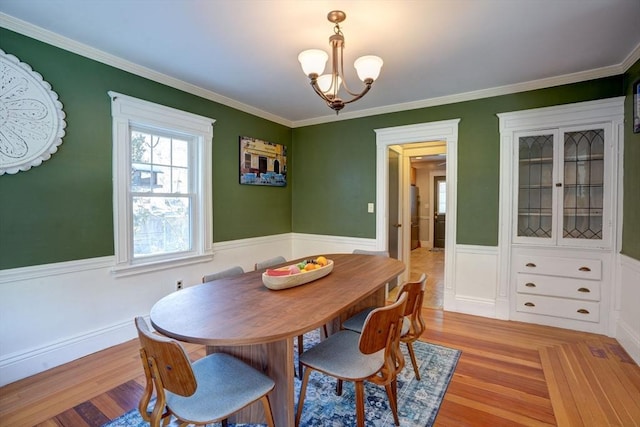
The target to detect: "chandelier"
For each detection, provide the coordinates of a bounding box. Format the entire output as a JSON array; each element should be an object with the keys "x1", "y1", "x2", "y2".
[{"x1": 298, "y1": 10, "x2": 383, "y2": 113}]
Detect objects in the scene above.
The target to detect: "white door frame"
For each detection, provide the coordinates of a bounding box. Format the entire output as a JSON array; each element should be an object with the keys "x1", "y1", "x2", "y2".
[{"x1": 375, "y1": 119, "x2": 460, "y2": 300}]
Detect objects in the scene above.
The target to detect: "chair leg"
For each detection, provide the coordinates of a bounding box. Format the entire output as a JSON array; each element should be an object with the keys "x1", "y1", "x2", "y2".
[
  {"x1": 385, "y1": 380, "x2": 400, "y2": 426},
  {"x1": 295, "y1": 368, "x2": 312, "y2": 427},
  {"x1": 221, "y1": 420, "x2": 228, "y2": 427},
  {"x1": 406, "y1": 342, "x2": 421, "y2": 380},
  {"x1": 297, "y1": 335, "x2": 304, "y2": 378},
  {"x1": 335, "y1": 378, "x2": 343, "y2": 396},
  {"x1": 355, "y1": 381, "x2": 365, "y2": 427},
  {"x1": 322, "y1": 324, "x2": 329, "y2": 338},
  {"x1": 260, "y1": 395, "x2": 275, "y2": 427}
]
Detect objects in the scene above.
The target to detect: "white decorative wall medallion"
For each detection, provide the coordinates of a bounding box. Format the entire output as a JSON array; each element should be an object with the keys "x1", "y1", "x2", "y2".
[{"x1": 0, "y1": 49, "x2": 66, "y2": 175}]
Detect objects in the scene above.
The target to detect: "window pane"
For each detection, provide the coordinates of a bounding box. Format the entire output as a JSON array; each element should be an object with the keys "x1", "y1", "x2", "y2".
[
  {"x1": 438, "y1": 181, "x2": 446, "y2": 213},
  {"x1": 132, "y1": 196, "x2": 191, "y2": 257},
  {"x1": 173, "y1": 138, "x2": 189, "y2": 167}
]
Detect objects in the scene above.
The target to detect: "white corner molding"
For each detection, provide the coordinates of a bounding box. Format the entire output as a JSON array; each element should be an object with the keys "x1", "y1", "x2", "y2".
[{"x1": 0, "y1": 49, "x2": 66, "y2": 174}]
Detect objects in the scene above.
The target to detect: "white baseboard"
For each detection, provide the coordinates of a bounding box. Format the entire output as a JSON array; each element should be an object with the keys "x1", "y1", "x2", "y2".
[
  {"x1": 616, "y1": 317, "x2": 640, "y2": 365},
  {"x1": 448, "y1": 295, "x2": 498, "y2": 318},
  {"x1": 0, "y1": 317, "x2": 137, "y2": 387}
]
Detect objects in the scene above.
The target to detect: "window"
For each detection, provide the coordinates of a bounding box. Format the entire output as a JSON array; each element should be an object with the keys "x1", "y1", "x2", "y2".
[
  {"x1": 437, "y1": 181, "x2": 447, "y2": 214},
  {"x1": 109, "y1": 92, "x2": 214, "y2": 275}
]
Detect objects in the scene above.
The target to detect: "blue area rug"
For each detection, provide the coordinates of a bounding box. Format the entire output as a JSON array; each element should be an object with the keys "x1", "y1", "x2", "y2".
[{"x1": 103, "y1": 331, "x2": 460, "y2": 427}]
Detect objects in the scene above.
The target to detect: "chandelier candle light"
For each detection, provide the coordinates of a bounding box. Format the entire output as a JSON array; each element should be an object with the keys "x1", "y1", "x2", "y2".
[{"x1": 298, "y1": 10, "x2": 383, "y2": 113}]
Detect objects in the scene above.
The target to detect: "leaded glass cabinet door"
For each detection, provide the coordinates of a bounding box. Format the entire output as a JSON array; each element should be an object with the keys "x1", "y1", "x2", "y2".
[
  {"x1": 558, "y1": 124, "x2": 610, "y2": 248},
  {"x1": 513, "y1": 124, "x2": 612, "y2": 248},
  {"x1": 514, "y1": 130, "x2": 558, "y2": 244}
]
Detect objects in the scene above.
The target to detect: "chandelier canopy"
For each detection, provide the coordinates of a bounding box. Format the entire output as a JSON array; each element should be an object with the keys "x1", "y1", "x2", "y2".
[{"x1": 298, "y1": 10, "x2": 383, "y2": 113}]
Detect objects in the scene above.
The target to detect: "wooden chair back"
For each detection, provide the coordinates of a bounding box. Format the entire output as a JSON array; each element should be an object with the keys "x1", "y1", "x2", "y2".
[
  {"x1": 397, "y1": 273, "x2": 427, "y2": 339},
  {"x1": 135, "y1": 316, "x2": 197, "y2": 397},
  {"x1": 359, "y1": 293, "x2": 408, "y2": 355}
]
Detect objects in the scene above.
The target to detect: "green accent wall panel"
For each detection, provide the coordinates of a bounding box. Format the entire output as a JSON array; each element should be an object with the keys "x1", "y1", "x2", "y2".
[
  {"x1": 292, "y1": 78, "x2": 623, "y2": 246},
  {"x1": 1, "y1": 27, "x2": 635, "y2": 270},
  {"x1": 0, "y1": 29, "x2": 291, "y2": 269}
]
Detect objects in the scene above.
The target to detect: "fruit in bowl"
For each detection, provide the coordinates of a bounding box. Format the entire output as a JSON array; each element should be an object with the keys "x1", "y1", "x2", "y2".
[{"x1": 262, "y1": 257, "x2": 334, "y2": 290}]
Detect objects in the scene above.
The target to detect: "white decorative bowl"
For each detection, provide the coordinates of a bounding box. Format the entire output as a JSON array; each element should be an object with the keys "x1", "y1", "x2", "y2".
[{"x1": 262, "y1": 260, "x2": 334, "y2": 290}]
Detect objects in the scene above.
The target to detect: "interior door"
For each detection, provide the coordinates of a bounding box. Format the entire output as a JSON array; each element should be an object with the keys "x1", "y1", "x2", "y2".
[
  {"x1": 388, "y1": 149, "x2": 400, "y2": 260},
  {"x1": 433, "y1": 175, "x2": 446, "y2": 248},
  {"x1": 387, "y1": 149, "x2": 401, "y2": 288}
]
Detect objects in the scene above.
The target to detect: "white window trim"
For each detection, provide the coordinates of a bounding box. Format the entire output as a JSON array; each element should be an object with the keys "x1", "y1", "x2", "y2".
[{"x1": 108, "y1": 91, "x2": 214, "y2": 276}]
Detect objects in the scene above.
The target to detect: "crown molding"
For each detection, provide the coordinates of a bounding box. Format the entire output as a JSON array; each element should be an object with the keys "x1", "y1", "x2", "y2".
[
  {"x1": 292, "y1": 62, "x2": 629, "y2": 127},
  {"x1": 622, "y1": 41, "x2": 640, "y2": 72},
  {"x1": 2, "y1": 12, "x2": 636, "y2": 130},
  {"x1": 0, "y1": 13, "x2": 293, "y2": 128}
]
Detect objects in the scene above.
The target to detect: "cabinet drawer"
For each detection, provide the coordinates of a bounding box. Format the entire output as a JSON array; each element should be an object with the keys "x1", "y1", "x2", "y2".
[
  {"x1": 516, "y1": 294, "x2": 600, "y2": 322},
  {"x1": 516, "y1": 274, "x2": 600, "y2": 301},
  {"x1": 514, "y1": 255, "x2": 601, "y2": 280}
]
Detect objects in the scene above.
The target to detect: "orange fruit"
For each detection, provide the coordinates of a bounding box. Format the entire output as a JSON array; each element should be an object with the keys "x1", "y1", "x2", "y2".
[{"x1": 304, "y1": 263, "x2": 317, "y2": 271}]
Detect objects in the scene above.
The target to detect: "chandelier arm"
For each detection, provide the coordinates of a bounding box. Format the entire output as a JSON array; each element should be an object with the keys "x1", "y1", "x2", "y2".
[
  {"x1": 310, "y1": 79, "x2": 332, "y2": 103},
  {"x1": 341, "y1": 81, "x2": 373, "y2": 105},
  {"x1": 336, "y1": 41, "x2": 363, "y2": 98}
]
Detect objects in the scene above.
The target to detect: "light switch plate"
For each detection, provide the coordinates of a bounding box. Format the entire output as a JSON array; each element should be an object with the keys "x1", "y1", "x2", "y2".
[{"x1": 367, "y1": 203, "x2": 374, "y2": 213}]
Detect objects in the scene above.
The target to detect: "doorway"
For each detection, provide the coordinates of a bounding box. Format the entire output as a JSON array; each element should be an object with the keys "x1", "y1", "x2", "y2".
[{"x1": 375, "y1": 119, "x2": 460, "y2": 311}]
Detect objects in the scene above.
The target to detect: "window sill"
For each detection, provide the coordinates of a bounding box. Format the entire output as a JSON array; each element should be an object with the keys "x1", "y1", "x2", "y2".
[{"x1": 111, "y1": 252, "x2": 214, "y2": 278}]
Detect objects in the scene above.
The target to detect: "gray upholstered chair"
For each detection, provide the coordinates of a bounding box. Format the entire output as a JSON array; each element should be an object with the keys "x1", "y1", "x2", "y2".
[
  {"x1": 352, "y1": 249, "x2": 390, "y2": 257},
  {"x1": 295, "y1": 293, "x2": 408, "y2": 427},
  {"x1": 254, "y1": 255, "x2": 286, "y2": 271},
  {"x1": 134, "y1": 317, "x2": 275, "y2": 427},
  {"x1": 202, "y1": 266, "x2": 245, "y2": 283},
  {"x1": 342, "y1": 273, "x2": 427, "y2": 379}
]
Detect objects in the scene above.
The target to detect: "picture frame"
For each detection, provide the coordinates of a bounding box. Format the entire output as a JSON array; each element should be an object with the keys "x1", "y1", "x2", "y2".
[
  {"x1": 239, "y1": 136, "x2": 287, "y2": 186},
  {"x1": 634, "y1": 79, "x2": 640, "y2": 134}
]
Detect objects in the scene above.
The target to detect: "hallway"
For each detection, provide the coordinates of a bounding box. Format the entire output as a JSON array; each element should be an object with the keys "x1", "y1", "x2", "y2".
[{"x1": 390, "y1": 247, "x2": 444, "y2": 308}]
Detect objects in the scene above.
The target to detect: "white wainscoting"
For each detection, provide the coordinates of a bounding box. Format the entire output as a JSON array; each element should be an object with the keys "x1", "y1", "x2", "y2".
[
  {"x1": 616, "y1": 254, "x2": 640, "y2": 365},
  {"x1": 0, "y1": 233, "x2": 374, "y2": 386},
  {"x1": 2, "y1": 234, "x2": 637, "y2": 386},
  {"x1": 444, "y1": 244, "x2": 499, "y2": 318}
]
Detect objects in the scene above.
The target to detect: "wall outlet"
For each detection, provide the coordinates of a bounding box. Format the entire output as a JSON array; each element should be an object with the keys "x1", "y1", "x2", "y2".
[
  {"x1": 176, "y1": 280, "x2": 183, "y2": 290},
  {"x1": 367, "y1": 203, "x2": 375, "y2": 213}
]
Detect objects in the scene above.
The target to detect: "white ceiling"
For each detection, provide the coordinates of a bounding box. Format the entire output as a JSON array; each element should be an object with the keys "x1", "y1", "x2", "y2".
[{"x1": 1, "y1": 0, "x2": 639, "y2": 127}]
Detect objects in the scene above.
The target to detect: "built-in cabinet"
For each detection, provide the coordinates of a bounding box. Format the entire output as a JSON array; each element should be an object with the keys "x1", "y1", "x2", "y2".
[{"x1": 498, "y1": 97, "x2": 624, "y2": 335}]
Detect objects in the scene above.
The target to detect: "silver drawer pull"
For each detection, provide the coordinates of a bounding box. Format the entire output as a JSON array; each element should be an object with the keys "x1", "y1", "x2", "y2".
[
  {"x1": 578, "y1": 266, "x2": 591, "y2": 272},
  {"x1": 525, "y1": 263, "x2": 537, "y2": 268},
  {"x1": 524, "y1": 302, "x2": 535, "y2": 307},
  {"x1": 577, "y1": 309, "x2": 590, "y2": 314},
  {"x1": 577, "y1": 287, "x2": 590, "y2": 293},
  {"x1": 525, "y1": 282, "x2": 536, "y2": 287}
]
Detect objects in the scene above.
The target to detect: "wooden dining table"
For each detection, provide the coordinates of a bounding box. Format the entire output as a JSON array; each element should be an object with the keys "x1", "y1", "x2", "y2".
[{"x1": 150, "y1": 253, "x2": 405, "y2": 427}]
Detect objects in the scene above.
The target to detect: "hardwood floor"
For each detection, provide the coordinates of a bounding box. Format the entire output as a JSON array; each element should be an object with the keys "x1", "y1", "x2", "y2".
[
  {"x1": 409, "y1": 246, "x2": 444, "y2": 308},
  {"x1": 2, "y1": 308, "x2": 638, "y2": 427}
]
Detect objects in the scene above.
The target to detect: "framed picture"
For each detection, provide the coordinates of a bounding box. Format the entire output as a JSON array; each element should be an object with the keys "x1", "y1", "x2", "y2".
[
  {"x1": 239, "y1": 136, "x2": 287, "y2": 186},
  {"x1": 634, "y1": 79, "x2": 640, "y2": 134}
]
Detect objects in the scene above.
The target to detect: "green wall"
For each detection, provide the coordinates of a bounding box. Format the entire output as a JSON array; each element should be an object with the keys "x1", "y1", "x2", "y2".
[
  {"x1": 622, "y1": 60, "x2": 640, "y2": 260},
  {"x1": 1, "y1": 28, "x2": 638, "y2": 270},
  {"x1": 0, "y1": 29, "x2": 292, "y2": 269},
  {"x1": 292, "y1": 78, "x2": 624, "y2": 245}
]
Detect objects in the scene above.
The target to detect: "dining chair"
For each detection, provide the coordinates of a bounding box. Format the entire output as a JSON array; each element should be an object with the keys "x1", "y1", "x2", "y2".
[
  {"x1": 134, "y1": 317, "x2": 276, "y2": 427},
  {"x1": 202, "y1": 265, "x2": 244, "y2": 283},
  {"x1": 254, "y1": 255, "x2": 328, "y2": 378},
  {"x1": 295, "y1": 293, "x2": 408, "y2": 427},
  {"x1": 342, "y1": 273, "x2": 427, "y2": 379},
  {"x1": 254, "y1": 255, "x2": 286, "y2": 271},
  {"x1": 352, "y1": 249, "x2": 390, "y2": 257}
]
